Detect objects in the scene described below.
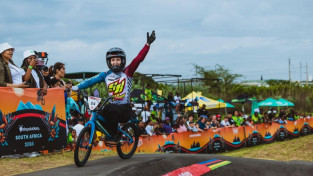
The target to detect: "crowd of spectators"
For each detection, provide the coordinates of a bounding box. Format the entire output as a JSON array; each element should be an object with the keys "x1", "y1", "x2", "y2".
[
  {"x1": 0, "y1": 42, "x2": 83, "y2": 152},
  {"x1": 134, "y1": 96, "x2": 312, "y2": 138}
]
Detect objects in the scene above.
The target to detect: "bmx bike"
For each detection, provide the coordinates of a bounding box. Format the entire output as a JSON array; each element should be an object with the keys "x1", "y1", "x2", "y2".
[{"x1": 74, "y1": 92, "x2": 139, "y2": 167}]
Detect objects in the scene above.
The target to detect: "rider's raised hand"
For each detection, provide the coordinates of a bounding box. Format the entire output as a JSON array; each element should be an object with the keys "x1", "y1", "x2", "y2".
[{"x1": 147, "y1": 30, "x2": 156, "y2": 45}]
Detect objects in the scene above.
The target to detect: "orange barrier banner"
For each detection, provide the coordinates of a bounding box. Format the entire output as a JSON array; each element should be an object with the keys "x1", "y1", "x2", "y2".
[
  {"x1": 93, "y1": 118, "x2": 313, "y2": 154},
  {"x1": 0, "y1": 87, "x2": 66, "y2": 156}
]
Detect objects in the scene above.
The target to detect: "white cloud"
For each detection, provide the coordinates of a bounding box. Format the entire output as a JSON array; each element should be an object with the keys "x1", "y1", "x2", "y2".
[{"x1": 2, "y1": 0, "x2": 313, "y2": 81}]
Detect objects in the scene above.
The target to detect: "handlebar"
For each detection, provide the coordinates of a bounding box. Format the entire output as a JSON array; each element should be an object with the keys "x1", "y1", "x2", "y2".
[{"x1": 78, "y1": 91, "x2": 113, "y2": 111}]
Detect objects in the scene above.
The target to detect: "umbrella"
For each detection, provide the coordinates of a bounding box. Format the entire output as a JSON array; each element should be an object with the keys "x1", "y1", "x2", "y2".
[
  {"x1": 258, "y1": 98, "x2": 284, "y2": 107},
  {"x1": 182, "y1": 91, "x2": 227, "y2": 110},
  {"x1": 277, "y1": 98, "x2": 294, "y2": 107},
  {"x1": 218, "y1": 99, "x2": 235, "y2": 108},
  {"x1": 231, "y1": 94, "x2": 257, "y2": 114}
]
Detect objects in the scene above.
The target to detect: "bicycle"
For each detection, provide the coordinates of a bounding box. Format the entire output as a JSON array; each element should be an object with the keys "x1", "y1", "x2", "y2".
[{"x1": 74, "y1": 91, "x2": 139, "y2": 167}]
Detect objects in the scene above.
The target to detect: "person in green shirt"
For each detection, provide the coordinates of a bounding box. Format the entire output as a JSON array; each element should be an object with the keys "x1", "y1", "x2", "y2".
[
  {"x1": 252, "y1": 111, "x2": 263, "y2": 124},
  {"x1": 150, "y1": 106, "x2": 160, "y2": 122},
  {"x1": 144, "y1": 84, "x2": 152, "y2": 108},
  {"x1": 232, "y1": 110, "x2": 244, "y2": 127}
]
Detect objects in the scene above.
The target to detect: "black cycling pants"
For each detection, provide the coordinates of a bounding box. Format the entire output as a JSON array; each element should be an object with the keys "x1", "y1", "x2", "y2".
[{"x1": 98, "y1": 103, "x2": 132, "y2": 134}]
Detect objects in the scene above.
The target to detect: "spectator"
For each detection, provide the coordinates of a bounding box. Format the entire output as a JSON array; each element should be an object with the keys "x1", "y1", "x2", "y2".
[
  {"x1": 263, "y1": 112, "x2": 270, "y2": 123},
  {"x1": 163, "y1": 99, "x2": 174, "y2": 126},
  {"x1": 73, "y1": 118, "x2": 84, "y2": 137},
  {"x1": 232, "y1": 110, "x2": 243, "y2": 127},
  {"x1": 220, "y1": 117, "x2": 231, "y2": 127},
  {"x1": 63, "y1": 80, "x2": 81, "y2": 121},
  {"x1": 210, "y1": 115, "x2": 220, "y2": 129},
  {"x1": 227, "y1": 111, "x2": 235, "y2": 127},
  {"x1": 145, "y1": 119, "x2": 155, "y2": 136},
  {"x1": 245, "y1": 116, "x2": 253, "y2": 126},
  {"x1": 157, "y1": 106, "x2": 164, "y2": 121},
  {"x1": 141, "y1": 106, "x2": 151, "y2": 123},
  {"x1": 67, "y1": 129, "x2": 77, "y2": 151},
  {"x1": 0, "y1": 42, "x2": 30, "y2": 88},
  {"x1": 48, "y1": 62, "x2": 66, "y2": 87},
  {"x1": 197, "y1": 116, "x2": 209, "y2": 130},
  {"x1": 186, "y1": 114, "x2": 194, "y2": 126},
  {"x1": 150, "y1": 106, "x2": 159, "y2": 122},
  {"x1": 49, "y1": 77, "x2": 62, "y2": 88},
  {"x1": 197, "y1": 104, "x2": 208, "y2": 117},
  {"x1": 167, "y1": 92, "x2": 174, "y2": 103},
  {"x1": 20, "y1": 50, "x2": 48, "y2": 94},
  {"x1": 144, "y1": 84, "x2": 152, "y2": 108},
  {"x1": 216, "y1": 114, "x2": 221, "y2": 123},
  {"x1": 130, "y1": 106, "x2": 138, "y2": 121},
  {"x1": 138, "y1": 121, "x2": 148, "y2": 137},
  {"x1": 163, "y1": 117, "x2": 173, "y2": 134},
  {"x1": 174, "y1": 92, "x2": 181, "y2": 112},
  {"x1": 154, "y1": 122, "x2": 166, "y2": 135},
  {"x1": 252, "y1": 109, "x2": 263, "y2": 124},
  {"x1": 188, "y1": 121, "x2": 203, "y2": 132},
  {"x1": 276, "y1": 116, "x2": 287, "y2": 124},
  {"x1": 176, "y1": 117, "x2": 188, "y2": 133}
]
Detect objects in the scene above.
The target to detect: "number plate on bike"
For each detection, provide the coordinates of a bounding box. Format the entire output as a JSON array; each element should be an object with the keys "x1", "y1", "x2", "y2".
[{"x1": 88, "y1": 96, "x2": 102, "y2": 110}]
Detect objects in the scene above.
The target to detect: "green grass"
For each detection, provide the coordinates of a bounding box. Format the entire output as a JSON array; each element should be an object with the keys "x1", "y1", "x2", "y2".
[
  {"x1": 0, "y1": 150, "x2": 115, "y2": 176},
  {"x1": 221, "y1": 135, "x2": 313, "y2": 161}
]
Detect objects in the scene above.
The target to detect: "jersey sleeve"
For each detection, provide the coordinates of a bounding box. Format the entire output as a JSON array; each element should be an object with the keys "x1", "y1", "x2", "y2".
[
  {"x1": 77, "y1": 72, "x2": 107, "y2": 90},
  {"x1": 124, "y1": 44, "x2": 150, "y2": 77}
]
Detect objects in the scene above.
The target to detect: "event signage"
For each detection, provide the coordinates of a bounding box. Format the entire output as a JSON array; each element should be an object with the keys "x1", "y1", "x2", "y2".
[
  {"x1": 92, "y1": 118, "x2": 313, "y2": 154},
  {"x1": 0, "y1": 88, "x2": 66, "y2": 156}
]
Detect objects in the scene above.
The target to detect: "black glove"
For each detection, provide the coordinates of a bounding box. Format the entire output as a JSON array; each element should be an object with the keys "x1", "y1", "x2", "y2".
[{"x1": 147, "y1": 30, "x2": 156, "y2": 45}]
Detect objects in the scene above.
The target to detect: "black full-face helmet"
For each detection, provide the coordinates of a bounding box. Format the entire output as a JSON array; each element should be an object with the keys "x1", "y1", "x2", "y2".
[{"x1": 106, "y1": 47, "x2": 126, "y2": 73}]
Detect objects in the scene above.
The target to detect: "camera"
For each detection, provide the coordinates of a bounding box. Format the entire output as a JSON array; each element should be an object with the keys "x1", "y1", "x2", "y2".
[{"x1": 35, "y1": 52, "x2": 49, "y2": 72}]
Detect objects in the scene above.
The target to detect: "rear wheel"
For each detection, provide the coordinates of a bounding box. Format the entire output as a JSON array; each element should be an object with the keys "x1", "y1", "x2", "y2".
[
  {"x1": 117, "y1": 123, "x2": 139, "y2": 159},
  {"x1": 74, "y1": 126, "x2": 93, "y2": 167}
]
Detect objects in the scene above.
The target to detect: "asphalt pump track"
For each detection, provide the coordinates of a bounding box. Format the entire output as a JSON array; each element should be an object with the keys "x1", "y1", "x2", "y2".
[{"x1": 19, "y1": 153, "x2": 313, "y2": 176}]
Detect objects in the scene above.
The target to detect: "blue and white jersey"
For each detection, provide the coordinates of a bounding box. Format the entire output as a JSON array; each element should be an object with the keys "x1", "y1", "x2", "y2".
[{"x1": 77, "y1": 44, "x2": 150, "y2": 105}]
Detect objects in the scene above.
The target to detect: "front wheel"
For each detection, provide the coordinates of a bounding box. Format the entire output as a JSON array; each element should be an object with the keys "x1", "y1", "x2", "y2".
[
  {"x1": 117, "y1": 123, "x2": 139, "y2": 159},
  {"x1": 74, "y1": 126, "x2": 93, "y2": 167}
]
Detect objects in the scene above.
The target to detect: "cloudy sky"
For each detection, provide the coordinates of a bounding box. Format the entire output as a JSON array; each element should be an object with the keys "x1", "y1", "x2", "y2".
[{"x1": 1, "y1": 0, "x2": 313, "y2": 82}]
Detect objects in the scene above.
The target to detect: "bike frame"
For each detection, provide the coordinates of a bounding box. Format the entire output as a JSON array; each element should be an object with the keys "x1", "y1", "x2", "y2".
[{"x1": 82, "y1": 95, "x2": 135, "y2": 148}]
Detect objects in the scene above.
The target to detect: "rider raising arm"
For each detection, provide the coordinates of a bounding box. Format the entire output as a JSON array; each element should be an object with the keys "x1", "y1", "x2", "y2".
[{"x1": 72, "y1": 31, "x2": 156, "y2": 141}]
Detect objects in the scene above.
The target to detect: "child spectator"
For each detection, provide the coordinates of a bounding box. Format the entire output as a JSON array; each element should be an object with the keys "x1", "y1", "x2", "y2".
[
  {"x1": 186, "y1": 114, "x2": 194, "y2": 126},
  {"x1": 210, "y1": 115, "x2": 220, "y2": 129},
  {"x1": 220, "y1": 117, "x2": 231, "y2": 127},
  {"x1": 154, "y1": 122, "x2": 166, "y2": 135},
  {"x1": 67, "y1": 129, "x2": 77, "y2": 151},
  {"x1": 141, "y1": 106, "x2": 151, "y2": 123},
  {"x1": 188, "y1": 121, "x2": 203, "y2": 132},
  {"x1": 163, "y1": 117, "x2": 173, "y2": 134},
  {"x1": 138, "y1": 121, "x2": 148, "y2": 137},
  {"x1": 145, "y1": 119, "x2": 155, "y2": 136},
  {"x1": 176, "y1": 118, "x2": 188, "y2": 133},
  {"x1": 245, "y1": 116, "x2": 253, "y2": 126}
]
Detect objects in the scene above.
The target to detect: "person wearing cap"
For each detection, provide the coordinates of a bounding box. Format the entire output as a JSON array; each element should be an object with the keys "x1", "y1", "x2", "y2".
[
  {"x1": 21, "y1": 50, "x2": 48, "y2": 94},
  {"x1": 163, "y1": 117, "x2": 173, "y2": 134},
  {"x1": 0, "y1": 42, "x2": 32, "y2": 88}
]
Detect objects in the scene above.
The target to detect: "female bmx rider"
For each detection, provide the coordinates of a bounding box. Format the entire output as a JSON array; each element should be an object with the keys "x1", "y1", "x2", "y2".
[{"x1": 72, "y1": 30, "x2": 156, "y2": 143}]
